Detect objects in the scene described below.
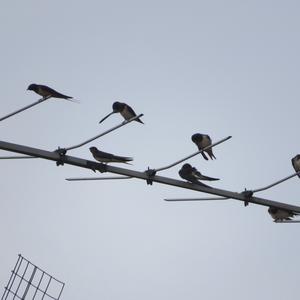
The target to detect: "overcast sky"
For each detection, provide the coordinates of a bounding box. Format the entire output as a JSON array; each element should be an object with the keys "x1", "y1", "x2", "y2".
[{"x1": 1, "y1": 1, "x2": 300, "y2": 299}]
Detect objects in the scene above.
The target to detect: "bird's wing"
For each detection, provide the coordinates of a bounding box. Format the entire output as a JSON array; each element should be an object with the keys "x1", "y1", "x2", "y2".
[
  {"x1": 125, "y1": 105, "x2": 137, "y2": 117},
  {"x1": 191, "y1": 167, "x2": 219, "y2": 181},
  {"x1": 198, "y1": 174, "x2": 220, "y2": 181},
  {"x1": 111, "y1": 154, "x2": 133, "y2": 162},
  {"x1": 191, "y1": 167, "x2": 202, "y2": 178},
  {"x1": 41, "y1": 85, "x2": 73, "y2": 99},
  {"x1": 96, "y1": 149, "x2": 132, "y2": 162},
  {"x1": 179, "y1": 169, "x2": 212, "y2": 187},
  {"x1": 94, "y1": 149, "x2": 115, "y2": 159}
]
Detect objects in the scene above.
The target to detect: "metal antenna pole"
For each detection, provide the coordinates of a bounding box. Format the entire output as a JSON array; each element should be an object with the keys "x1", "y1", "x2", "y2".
[
  {"x1": 0, "y1": 139, "x2": 299, "y2": 213},
  {"x1": 21, "y1": 266, "x2": 37, "y2": 300},
  {"x1": 57, "y1": 282, "x2": 65, "y2": 300},
  {"x1": 2, "y1": 254, "x2": 65, "y2": 300},
  {"x1": 32, "y1": 272, "x2": 44, "y2": 300},
  {"x1": 252, "y1": 172, "x2": 300, "y2": 193},
  {"x1": 275, "y1": 220, "x2": 300, "y2": 224},
  {"x1": 164, "y1": 197, "x2": 229, "y2": 201},
  {"x1": 154, "y1": 136, "x2": 232, "y2": 172},
  {"x1": 64, "y1": 113, "x2": 144, "y2": 151},
  {"x1": 0, "y1": 98, "x2": 48, "y2": 122},
  {"x1": 66, "y1": 176, "x2": 132, "y2": 181},
  {"x1": 2, "y1": 255, "x2": 22, "y2": 300},
  {"x1": 0, "y1": 114, "x2": 144, "y2": 160},
  {"x1": 41, "y1": 276, "x2": 52, "y2": 300},
  {"x1": 13, "y1": 260, "x2": 29, "y2": 300},
  {"x1": 0, "y1": 155, "x2": 36, "y2": 160}
]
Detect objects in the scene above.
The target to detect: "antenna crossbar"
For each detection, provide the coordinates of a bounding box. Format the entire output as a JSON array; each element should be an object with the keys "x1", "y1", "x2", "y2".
[{"x1": 0, "y1": 140, "x2": 299, "y2": 213}]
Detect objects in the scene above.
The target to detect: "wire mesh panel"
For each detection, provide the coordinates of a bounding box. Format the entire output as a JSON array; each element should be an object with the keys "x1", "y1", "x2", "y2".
[{"x1": 1, "y1": 254, "x2": 65, "y2": 300}]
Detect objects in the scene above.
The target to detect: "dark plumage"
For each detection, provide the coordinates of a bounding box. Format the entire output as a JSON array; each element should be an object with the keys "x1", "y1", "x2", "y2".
[
  {"x1": 27, "y1": 84, "x2": 76, "y2": 102},
  {"x1": 191, "y1": 133, "x2": 216, "y2": 160},
  {"x1": 291, "y1": 154, "x2": 300, "y2": 178},
  {"x1": 178, "y1": 163, "x2": 219, "y2": 186},
  {"x1": 268, "y1": 206, "x2": 298, "y2": 221},
  {"x1": 89, "y1": 146, "x2": 133, "y2": 164},
  {"x1": 99, "y1": 101, "x2": 143, "y2": 124}
]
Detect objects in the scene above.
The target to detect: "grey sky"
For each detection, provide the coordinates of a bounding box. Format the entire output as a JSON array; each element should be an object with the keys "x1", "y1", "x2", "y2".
[{"x1": 1, "y1": 1, "x2": 300, "y2": 299}]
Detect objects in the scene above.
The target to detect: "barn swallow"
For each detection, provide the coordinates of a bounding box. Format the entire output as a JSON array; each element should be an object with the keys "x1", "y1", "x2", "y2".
[
  {"x1": 99, "y1": 101, "x2": 143, "y2": 124},
  {"x1": 268, "y1": 206, "x2": 298, "y2": 222},
  {"x1": 89, "y1": 146, "x2": 133, "y2": 164},
  {"x1": 291, "y1": 154, "x2": 300, "y2": 178},
  {"x1": 27, "y1": 84, "x2": 77, "y2": 102},
  {"x1": 191, "y1": 133, "x2": 216, "y2": 160},
  {"x1": 178, "y1": 163, "x2": 219, "y2": 186}
]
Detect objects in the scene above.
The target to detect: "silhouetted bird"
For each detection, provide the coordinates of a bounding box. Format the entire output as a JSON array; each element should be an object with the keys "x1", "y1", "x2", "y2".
[
  {"x1": 178, "y1": 163, "x2": 218, "y2": 186},
  {"x1": 291, "y1": 154, "x2": 300, "y2": 178},
  {"x1": 191, "y1": 133, "x2": 216, "y2": 160},
  {"x1": 268, "y1": 206, "x2": 298, "y2": 221},
  {"x1": 99, "y1": 101, "x2": 143, "y2": 124},
  {"x1": 89, "y1": 146, "x2": 133, "y2": 164},
  {"x1": 27, "y1": 84, "x2": 76, "y2": 102}
]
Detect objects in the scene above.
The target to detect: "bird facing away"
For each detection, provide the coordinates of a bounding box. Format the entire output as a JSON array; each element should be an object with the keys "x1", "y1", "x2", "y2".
[
  {"x1": 291, "y1": 154, "x2": 300, "y2": 178},
  {"x1": 178, "y1": 163, "x2": 219, "y2": 186},
  {"x1": 191, "y1": 133, "x2": 216, "y2": 160},
  {"x1": 27, "y1": 84, "x2": 76, "y2": 102},
  {"x1": 268, "y1": 206, "x2": 298, "y2": 222},
  {"x1": 89, "y1": 146, "x2": 133, "y2": 164},
  {"x1": 99, "y1": 101, "x2": 144, "y2": 124}
]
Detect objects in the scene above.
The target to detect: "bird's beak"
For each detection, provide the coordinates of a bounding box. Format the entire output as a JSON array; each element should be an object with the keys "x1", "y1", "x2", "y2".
[{"x1": 99, "y1": 111, "x2": 115, "y2": 124}]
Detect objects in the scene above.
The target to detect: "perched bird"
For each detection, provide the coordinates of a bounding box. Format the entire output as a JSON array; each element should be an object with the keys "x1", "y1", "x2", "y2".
[
  {"x1": 291, "y1": 154, "x2": 300, "y2": 178},
  {"x1": 191, "y1": 133, "x2": 216, "y2": 160},
  {"x1": 268, "y1": 207, "x2": 298, "y2": 222},
  {"x1": 89, "y1": 146, "x2": 133, "y2": 164},
  {"x1": 27, "y1": 84, "x2": 76, "y2": 102},
  {"x1": 178, "y1": 163, "x2": 219, "y2": 186},
  {"x1": 99, "y1": 101, "x2": 143, "y2": 124}
]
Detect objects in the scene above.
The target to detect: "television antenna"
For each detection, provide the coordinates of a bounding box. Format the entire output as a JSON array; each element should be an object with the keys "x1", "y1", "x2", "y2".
[
  {"x1": 1, "y1": 254, "x2": 65, "y2": 300},
  {"x1": 0, "y1": 92, "x2": 299, "y2": 223}
]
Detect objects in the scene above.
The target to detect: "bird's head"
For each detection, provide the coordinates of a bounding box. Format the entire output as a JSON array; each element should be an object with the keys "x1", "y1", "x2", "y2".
[
  {"x1": 182, "y1": 163, "x2": 192, "y2": 170},
  {"x1": 99, "y1": 102, "x2": 126, "y2": 124},
  {"x1": 27, "y1": 83, "x2": 38, "y2": 91},
  {"x1": 293, "y1": 154, "x2": 300, "y2": 161},
  {"x1": 191, "y1": 133, "x2": 203, "y2": 143},
  {"x1": 89, "y1": 147, "x2": 98, "y2": 153},
  {"x1": 268, "y1": 207, "x2": 278, "y2": 215},
  {"x1": 112, "y1": 101, "x2": 125, "y2": 112}
]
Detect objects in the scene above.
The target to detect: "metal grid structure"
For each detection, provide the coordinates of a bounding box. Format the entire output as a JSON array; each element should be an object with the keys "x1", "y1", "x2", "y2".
[{"x1": 2, "y1": 254, "x2": 65, "y2": 300}]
